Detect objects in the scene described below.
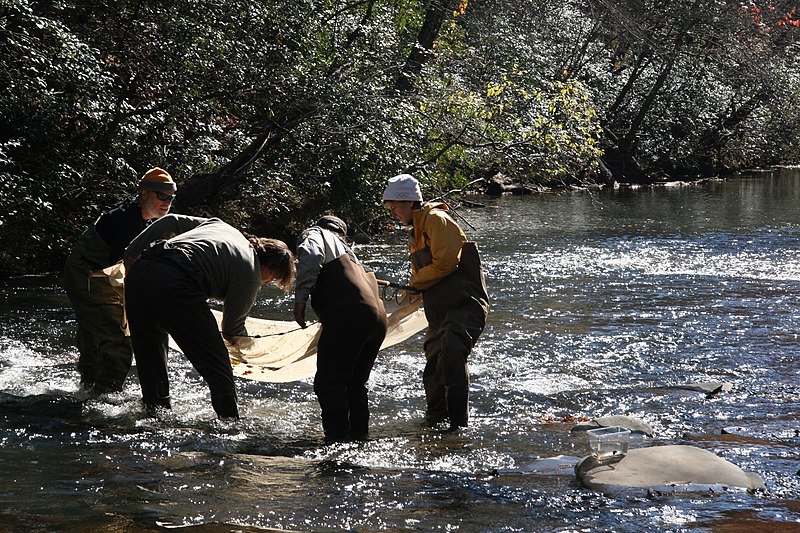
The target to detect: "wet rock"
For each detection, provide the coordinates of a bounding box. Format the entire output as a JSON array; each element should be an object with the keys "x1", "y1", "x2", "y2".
[
  {"x1": 485, "y1": 173, "x2": 546, "y2": 195},
  {"x1": 665, "y1": 382, "x2": 733, "y2": 395},
  {"x1": 575, "y1": 445, "x2": 764, "y2": 497},
  {"x1": 571, "y1": 415, "x2": 654, "y2": 436},
  {"x1": 486, "y1": 173, "x2": 514, "y2": 195}
]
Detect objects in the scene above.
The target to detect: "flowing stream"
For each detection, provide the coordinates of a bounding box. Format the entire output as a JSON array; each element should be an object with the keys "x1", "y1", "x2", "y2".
[{"x1": 1, "y1": 168, "x2": 799, "y2": 532}]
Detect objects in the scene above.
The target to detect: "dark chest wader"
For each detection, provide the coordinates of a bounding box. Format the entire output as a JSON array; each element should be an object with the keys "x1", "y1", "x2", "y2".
[
  {"x1": 410, "y1": 207, "x2": 488, "y2": 306},
  {"x1": 309, "y1": 254, "x2": 389, "y2": 442},
  {"x1": 410, "y1": 214, "x2": 489, "y2": 429},
  {"x1": 310, "y1": 254, "x2": 386, "y2": 321},
  {"x1": 410, "y1": 209, "x2": 489, "y2": 315}
]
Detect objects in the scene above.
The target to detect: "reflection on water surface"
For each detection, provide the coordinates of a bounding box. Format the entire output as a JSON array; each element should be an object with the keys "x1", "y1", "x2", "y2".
[{"x1": 1, "y1": 169, "x2": 800, "y2": 531}]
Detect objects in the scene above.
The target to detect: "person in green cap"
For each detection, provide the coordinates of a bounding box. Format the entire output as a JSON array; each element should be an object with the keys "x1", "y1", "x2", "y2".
[{"x1": 293, "y1": 215, "x2": 388, "y2": 443}]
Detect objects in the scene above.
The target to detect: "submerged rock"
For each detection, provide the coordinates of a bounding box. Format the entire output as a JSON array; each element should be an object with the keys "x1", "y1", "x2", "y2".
[
  {"x1": 575, "y1": 445, "x2": 764, "y2": 497},
  {"x1": 571, "y1": 415, "x2": 654, "y2": 436},
  {"x1": 0, "y1": 392, "x2": 85, "y2": 418},
  {"x1": 514, "y1": 455, "x2": 581, "y2": 475},
  {"x1": 663, "y1": 382, "x2": 733, "y2": 395},
  {"x1": 721, "y1": 425, "x2": 800, "y2": 441}
]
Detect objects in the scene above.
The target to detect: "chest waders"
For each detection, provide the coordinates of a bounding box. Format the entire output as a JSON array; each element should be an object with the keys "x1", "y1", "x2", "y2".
[{"x1": 414, "y1": 236, "x2": 489, "y2": 429}]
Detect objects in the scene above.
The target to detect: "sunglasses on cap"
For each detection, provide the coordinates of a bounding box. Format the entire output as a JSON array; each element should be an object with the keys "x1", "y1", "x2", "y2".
[{"x1": 152, "y1": 191, "x2": 175, "y2": 202}]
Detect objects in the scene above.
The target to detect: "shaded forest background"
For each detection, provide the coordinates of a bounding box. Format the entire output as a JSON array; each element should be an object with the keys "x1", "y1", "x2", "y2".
[{"x1": 1, "y1": 0, "x2": 799, "y2": 274}]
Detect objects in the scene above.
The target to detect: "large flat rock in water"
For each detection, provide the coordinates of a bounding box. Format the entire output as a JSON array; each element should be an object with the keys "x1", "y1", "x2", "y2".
[{"x1": 576, "y1": 445, "x2": 764, "y2": 497}]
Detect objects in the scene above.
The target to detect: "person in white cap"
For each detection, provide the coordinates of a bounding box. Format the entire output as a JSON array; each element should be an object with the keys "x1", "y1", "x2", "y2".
[
  {"x1": 383, "y1": 173, "x2": 489, "y2": 430},
  {"x1": 63, "y1": 167, "x2": 177, "y2": 395},
  {"x1": 293, "y1": 215, "x2": 388, "y2": 443}
]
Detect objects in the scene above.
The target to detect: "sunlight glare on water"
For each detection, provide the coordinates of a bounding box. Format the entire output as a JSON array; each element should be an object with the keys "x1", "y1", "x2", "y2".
[{"x1": 1, "y1": 170, "x2": 800, "y2": 531}]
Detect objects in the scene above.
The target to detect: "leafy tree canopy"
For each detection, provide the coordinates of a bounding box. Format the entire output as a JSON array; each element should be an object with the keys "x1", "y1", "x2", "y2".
[{"x1": 0, "y1": 0, "x2": 798, "y2": 273}]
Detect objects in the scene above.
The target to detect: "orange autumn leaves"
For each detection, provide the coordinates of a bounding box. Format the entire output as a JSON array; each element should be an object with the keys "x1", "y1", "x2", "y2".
[{"x1": 742, "y1": 3, "x2": 800, "y2": 27}]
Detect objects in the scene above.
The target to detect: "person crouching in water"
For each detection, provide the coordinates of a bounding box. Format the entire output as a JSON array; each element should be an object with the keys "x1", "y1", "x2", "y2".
[
  {"x1": 382, "y1": 174, "x2": 488, "y2": 430},
  {"x1": 63, "y1": 167, "x2": 176, "y2": 395},
  {"x1": 124, "y1": 214, "x2": 295, "y2": 419},
  {"x1": 293, "y1": 216, "x2": 388, "y2": 443}
]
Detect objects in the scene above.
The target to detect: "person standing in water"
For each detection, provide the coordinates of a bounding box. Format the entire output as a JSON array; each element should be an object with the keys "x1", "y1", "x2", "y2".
[
  {"x1": 123, "y1": 214, "x2": 295, "y2": 419},
  {"x1": 63, "y1": 167, "x2": 176, "y2": 394},
  {"x1": 382, "y1": 174, "x2": 488, "y2": 430},
  {"x1": 293, "y1": 216, "x2": 388, "y2": 442}
]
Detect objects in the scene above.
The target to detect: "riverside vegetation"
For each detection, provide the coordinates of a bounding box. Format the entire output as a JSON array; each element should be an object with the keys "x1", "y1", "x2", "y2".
[{"x1": 1, "y1": 0, "x2": 799, "y2": 273}]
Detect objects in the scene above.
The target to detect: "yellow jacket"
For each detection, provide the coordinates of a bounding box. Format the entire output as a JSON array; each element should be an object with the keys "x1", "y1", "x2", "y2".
[{"x1": 409, "y1": 202, "x2": 467, "y2": 290}]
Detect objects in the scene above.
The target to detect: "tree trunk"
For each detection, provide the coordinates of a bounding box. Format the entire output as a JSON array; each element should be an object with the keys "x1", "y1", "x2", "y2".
[
  {"x1": 603, "y1": 18, "x2": 694, "y2": 183},
  {"x1": 174, "y1": 101, "x2": 316, "y2": 210},
  {"x1": 696, "y1": 90, "x2": 773, "y2": 174},
  {"x1": 393, "y1": 0, "x2": 457, "y2": 94}
]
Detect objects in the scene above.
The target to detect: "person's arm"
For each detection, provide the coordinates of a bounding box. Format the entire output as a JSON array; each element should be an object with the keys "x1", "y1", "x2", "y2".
[
  {"x1": 94, "y1": 198, "x2": 142, "y2": 263},
  {"x1": 123, "y1": 214, "x2": 207, "y2": 267},
  {"x1": 409, "y1": 211, "x2": 465, "y2": 290},
  {"x1": 221, "y1": 278, "x2": 261, "y2": 341},
  {"x1": 294, "y1": 230, "x2": 326, "y2": 304},
  {"x1": 293, "y1": 229, "x2": 326, "y2": 327}
]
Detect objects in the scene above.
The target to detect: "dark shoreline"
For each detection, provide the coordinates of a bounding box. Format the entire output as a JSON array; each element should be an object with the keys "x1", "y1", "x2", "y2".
[{"x1": 3, "y1": 166, "x2": 797, "y2": 280}]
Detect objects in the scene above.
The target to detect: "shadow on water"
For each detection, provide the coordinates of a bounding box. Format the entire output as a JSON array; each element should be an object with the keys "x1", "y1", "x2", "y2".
[{"x1": 0, "y1": 391, "x2": 85, "y2": 419}]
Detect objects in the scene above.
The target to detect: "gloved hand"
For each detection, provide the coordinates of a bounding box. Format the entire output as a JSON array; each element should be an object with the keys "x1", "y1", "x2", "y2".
[
  {"x1": 227, "y1": 335, "x2": 256, "y2": 361},
  {"x1": 230, "y1": 335, "x2": 256, "y2": 350}
]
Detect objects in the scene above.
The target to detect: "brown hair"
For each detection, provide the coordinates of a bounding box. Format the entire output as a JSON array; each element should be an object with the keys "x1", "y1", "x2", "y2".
[{"x1": 248, "y1": 237, "x2": 296, "y2": 292}]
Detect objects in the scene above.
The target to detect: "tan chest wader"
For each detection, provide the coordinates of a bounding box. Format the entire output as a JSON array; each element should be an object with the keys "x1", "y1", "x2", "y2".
[{"x1": 63, "y1": 257, "x2": 133, "y2": 393}]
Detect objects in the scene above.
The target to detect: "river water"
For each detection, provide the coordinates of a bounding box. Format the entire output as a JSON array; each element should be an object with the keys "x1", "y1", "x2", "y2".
[{"x1": 1, "y1": 168, "x2": 800, "y2": 532}]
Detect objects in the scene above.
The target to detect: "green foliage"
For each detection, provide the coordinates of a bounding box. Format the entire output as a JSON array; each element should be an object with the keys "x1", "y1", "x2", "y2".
[
  {"x1": 408, "y1": 1, "x2": 605, "y2": 190},
  {"x1": 1, "y1": 0, "x2": 798, "y2": 273},
  {"x1": 1, "y1": 0, "x2": 121, "y2": 270},
  {"x1": 564, "y1": 0, "x2": 800, "y2": 179},
  {"x1": 418, "y1": 69, "x2": 603, "y2": 186}
]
